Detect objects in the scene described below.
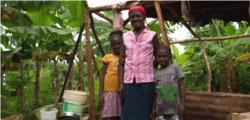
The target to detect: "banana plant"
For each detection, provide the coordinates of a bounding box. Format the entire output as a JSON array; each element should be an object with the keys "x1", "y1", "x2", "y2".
[
  {"x1": 56, "y1": 1, "x2": 86, "y2": 31},
  {"x1": 180, "y1": 20, "x2": 249, "y2": 93},
  {"x1": 1, "y1": 1, "x2": 61, "y2": 11},
  {"x1": 1, "y1": 5, "x2": 34, "y2": 28}
]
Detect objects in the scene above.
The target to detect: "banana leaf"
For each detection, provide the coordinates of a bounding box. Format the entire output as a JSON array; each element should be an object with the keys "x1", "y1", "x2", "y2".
[{"x1": 1, "y1": 5, "x2": 33, "y2": 28}]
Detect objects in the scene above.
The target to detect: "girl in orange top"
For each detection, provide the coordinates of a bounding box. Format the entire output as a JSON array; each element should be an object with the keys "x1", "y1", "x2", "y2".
[{"x1": 99, "y1": 30, "x2": 123, "y2": 120}]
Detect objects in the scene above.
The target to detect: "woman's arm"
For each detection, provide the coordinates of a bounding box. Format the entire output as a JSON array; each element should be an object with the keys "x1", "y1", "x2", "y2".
[
  {"x1": 118, "y1": 37, "x2": 125, "y2": 99},
  {"x1": 150, "y1": 93, "x2": 157, "y2": 120},
  {"x1": 153, "y1": 34, "x2": 160, "y2": 69},
  {"x1": 178, "y1": 78, "x2": 185, "y2": 116},
  {"x1": 99, "y1": 62, "x2": 107, "y2": 108}
]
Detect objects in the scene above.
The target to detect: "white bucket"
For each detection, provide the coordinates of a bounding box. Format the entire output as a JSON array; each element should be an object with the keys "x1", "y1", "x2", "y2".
[
  {"x1": 40, "y1": 108, "x2": 58, "y2": 120},
  {"x1": 63, "y1": 90, "x2": 87, "y2": 117}
]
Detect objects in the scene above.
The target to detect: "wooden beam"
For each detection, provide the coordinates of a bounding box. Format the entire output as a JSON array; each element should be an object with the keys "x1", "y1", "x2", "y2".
[
  {"x1": 191, "y1": 1, "x2": 198, "y2": 10},
  {"x1": 123, "y1": 18, "x2": 130, "y2": 27},
  {"x1": 192, "y1": 5, "x2": 248, "y2": 12},
  {"x1": 181, "y1": 21, "x2": 212, "y2": 92},
  {"x1": 90, "y1": 46, "x2": 101, "y2": 79},
  {"x1": 89, "y1": 0, "x2": 181, "y2": 13},
  {"x1": 90, "y1": 13, "x2": 106, "y2": 56},
  {"x1": 94, "y1": 12, "x2": 132, "y2": 31},
  {"x1": 181, "y1": 22, "x2": 200, "y2": 39},
  {"x1": 248, "y1": 1, "x2": 250, "y2": 19},
  {"x1": 201, "y1": 11, "x2": 212, "y2": 21},
  {"x1": 140, "y1": 1, "x2": 147, "y2": 6},
  {"x1": 154, "y1": 1, "x2": 170, "y2": 47},
  {"x1": 170, "y1": 33, "x2": 250, "y2": 44},
  {"x1": 84, "y1": 4, "x2": 96, "y2": 120}
]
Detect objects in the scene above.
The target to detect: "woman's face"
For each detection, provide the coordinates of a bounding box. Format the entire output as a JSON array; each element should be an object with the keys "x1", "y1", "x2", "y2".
[{"x1": 129, "y1": 10, "x2": 145, "y2": 29}]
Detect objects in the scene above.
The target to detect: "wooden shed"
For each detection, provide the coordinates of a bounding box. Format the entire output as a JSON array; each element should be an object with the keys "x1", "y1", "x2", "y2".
[{"x1": 59, "y1": 1, "x2": 250, "y2": 120}]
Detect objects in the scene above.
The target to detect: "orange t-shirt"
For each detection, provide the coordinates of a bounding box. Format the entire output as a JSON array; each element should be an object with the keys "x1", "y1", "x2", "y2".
[{"x1": 102, "y1": 54, "x2": 119, "y2": 91}]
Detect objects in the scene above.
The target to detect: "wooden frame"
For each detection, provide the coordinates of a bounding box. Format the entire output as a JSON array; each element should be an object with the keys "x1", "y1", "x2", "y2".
[{"x1": 60, "y1": 1, "x2": 250, "y2": 118}]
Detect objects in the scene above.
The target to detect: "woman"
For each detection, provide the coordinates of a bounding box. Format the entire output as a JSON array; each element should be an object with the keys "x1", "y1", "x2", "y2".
[{"x1": 118, "y1": 6, "x2": 160, "y2": 120}]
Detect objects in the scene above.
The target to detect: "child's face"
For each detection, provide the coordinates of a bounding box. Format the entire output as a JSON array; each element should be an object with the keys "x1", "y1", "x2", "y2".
[
  {"x1": 156, "y1": 49, "x2": 170, "y2": 68},
  {"x1": 111, "y1": 36, "x2": 121, "y2": 55}
]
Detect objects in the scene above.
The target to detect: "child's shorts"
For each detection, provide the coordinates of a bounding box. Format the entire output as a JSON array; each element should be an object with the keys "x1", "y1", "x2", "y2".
[
  {"x1": 156, "y1": 114, "x2": 183, "y2": 120},
  {"x1": 101, "y1": 91, "x2": 122, "y2": 118}
]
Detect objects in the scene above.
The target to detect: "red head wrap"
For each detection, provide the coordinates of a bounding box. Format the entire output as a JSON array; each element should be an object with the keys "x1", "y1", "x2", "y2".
[{"x1": 128, "y1": 6, "x2": 147, "y2": 29}]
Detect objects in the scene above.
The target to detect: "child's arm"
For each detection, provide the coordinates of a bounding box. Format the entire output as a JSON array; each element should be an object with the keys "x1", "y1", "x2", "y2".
[
  {"x1": 99, "y1": 62, "x2": 107, "y2": 108},
  {"x1": 118, "y1": 37, "x2": 125, "y2": 99},
  {"x1": 178, "y1": 78, "x2": 185, "y2": 116},
  {"x1": 150, "y1": 93, "x2": 157, "y2": 120}
]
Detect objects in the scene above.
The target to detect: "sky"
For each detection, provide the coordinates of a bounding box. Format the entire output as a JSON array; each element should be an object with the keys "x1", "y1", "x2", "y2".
[{"x1": 88, "y1": 0, "x2": 188, "y2": 54}]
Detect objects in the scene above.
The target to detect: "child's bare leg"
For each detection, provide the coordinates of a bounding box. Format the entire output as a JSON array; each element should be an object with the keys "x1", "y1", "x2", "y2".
[{"x1": 105, "y1": 117, "x2": 120, "y2": 120}]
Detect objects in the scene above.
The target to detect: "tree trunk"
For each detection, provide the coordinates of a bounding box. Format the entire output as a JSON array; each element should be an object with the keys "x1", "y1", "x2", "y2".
[
  {"x1": 228, "y1": 56, "x2": 237, "y2": 93},
  {"x1": 68, "y1": 61, "x2": 74, "y2": 90},
  {"x1": 219, "y1": 58, "x2": 232, "y2": 93},
  {"x1": 78, "y1": 60, "x2": 85, "y2": 91},
  {"x1": 18, "y1": 62, "x2": 24, "y2": 104},
  {"x1": 52, "y1": 60, "x2": 60, "y2": 94},
  {"x1": 1, "y1": 68, "x2": 3, "y2": 87},
  {"x1": 34, "y1": 60, "x2": 41, "y2": 107}
]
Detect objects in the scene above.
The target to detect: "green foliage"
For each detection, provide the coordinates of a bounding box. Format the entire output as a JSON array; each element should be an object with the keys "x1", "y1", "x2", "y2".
[
  {"x1": 1, "y1": 1, "x2": 61, "y2": 11},
  {"x1": 6, "y1": 26, "x2": 73, "y2": 41},
  {"x1": 57, "y1": 1, "x2": 86, "y2": 31},
  {"x1": 26, "y1": 11, "x2": 51, "y2": 27},
  {"x1": 178, "y1": 46, "x2": 194, "y2": 66},
  {"x1": 181, "y1": 20, "x2": 250, "y2": 93},
  {"x1": 1, "y1": 68, "x2": 57, "y2": 119},
  {"x1": 1, "y1": 5, "x2": 34, "y2": 28}
]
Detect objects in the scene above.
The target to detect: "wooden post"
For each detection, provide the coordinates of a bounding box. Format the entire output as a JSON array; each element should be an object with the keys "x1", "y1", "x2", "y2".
[
  {"x1": 85, "y1": 8, "x2": 96, "y2": 120},
  {"x1": 90, "y1": 13, "x2": 106, "y2": 56},
  {"x1": 90, "y1": 46, "x2": 101, "y2": 79},
  {"x1": 154, "y1": 1, "x2": 173, "y2": 63},
  {"x1": 154, "y1": 1, "x2": 170, "y2": 47},
  {"x1": 181, "y1": 21, "x2": 212, "y2": 92}
]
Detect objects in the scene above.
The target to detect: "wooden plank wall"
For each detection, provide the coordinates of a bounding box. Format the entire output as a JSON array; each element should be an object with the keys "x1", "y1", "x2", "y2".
[{"x1": 184, "y1": 91, "x2": 250, "y2": 120}]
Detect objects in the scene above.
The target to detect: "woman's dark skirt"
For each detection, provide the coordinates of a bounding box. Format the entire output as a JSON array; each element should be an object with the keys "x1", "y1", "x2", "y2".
[{"x1": 121, "y1": 78, "x2": 155, "y2": 120}]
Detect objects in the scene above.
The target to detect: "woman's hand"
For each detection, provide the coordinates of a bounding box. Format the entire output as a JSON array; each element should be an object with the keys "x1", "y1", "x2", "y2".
[
  {"x1": 118, "y1": 84, "x2": 125, "y2": 99},
  {"x1": 179, "y1": 104, "x2": 185, "y2": 116},
  {"x1": 150, "y1": 108, "x2": 156, "y2": 120},
  {"x1": 98, "y1": 96, "x2": 104, "y2": 108}
]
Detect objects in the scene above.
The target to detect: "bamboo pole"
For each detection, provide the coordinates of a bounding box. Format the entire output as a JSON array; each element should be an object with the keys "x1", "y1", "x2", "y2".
[
  {"x1": 89, "y1": 1, "x2": 178, "y2": 13},
  {"x1": 94, "y1": 12, "x2": 132, "y2": 31},
  {"x1": 89, "y1": 13, "x2": 106, "y2": 56},
  {"x1": 181, "y1": 21, "x2": 212, "y2": 92},
  {"x1": 59, "y1": 1, "x2": 87, "y2": 103},
  {"x1": 154, "y1": 1, "x2": 170, "y2": 47},
  {"x1": 170, "y1": 34, "x2": 250, "y2": 44},
  {"x1": 90, "y1": 46, "x2": 101, "y2": 79},
  {"x1": 85, "y1": 6, "x2": 96, "y2": 120}
]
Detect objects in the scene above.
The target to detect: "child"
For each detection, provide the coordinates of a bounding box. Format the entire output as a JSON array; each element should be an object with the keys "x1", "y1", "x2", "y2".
[
  {"x1": 99, "y1": 30, "x2": 123, "y2": 120},
  {"x1": 151, "y1": 45, "x2": 186, "y2": 120}
]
